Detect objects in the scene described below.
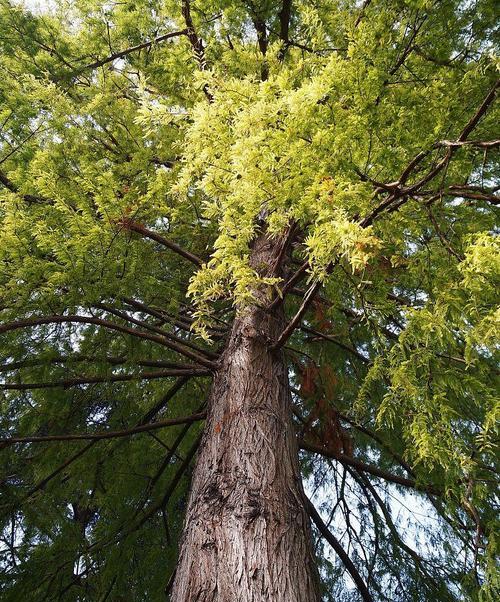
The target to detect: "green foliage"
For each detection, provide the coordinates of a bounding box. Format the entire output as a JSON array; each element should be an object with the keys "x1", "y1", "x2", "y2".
[{"x1": 0, "y1": 0, "x2": 498, "y2": 600}]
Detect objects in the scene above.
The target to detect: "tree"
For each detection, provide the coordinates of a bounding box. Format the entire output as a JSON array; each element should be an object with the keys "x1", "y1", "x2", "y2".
[{"x1": 0, "y1": 0, "x2": 498, "y2": 600}]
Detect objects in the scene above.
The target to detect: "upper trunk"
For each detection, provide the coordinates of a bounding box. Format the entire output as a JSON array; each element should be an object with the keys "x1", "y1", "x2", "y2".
[{"x1": 170, "y1": 233, "x2": 321, "y2": 601}]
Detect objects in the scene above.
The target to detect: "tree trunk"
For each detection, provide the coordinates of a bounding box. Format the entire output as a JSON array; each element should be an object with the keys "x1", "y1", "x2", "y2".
[{"x1": 170, "y1": 233, "x2": 321, "y2": 601}]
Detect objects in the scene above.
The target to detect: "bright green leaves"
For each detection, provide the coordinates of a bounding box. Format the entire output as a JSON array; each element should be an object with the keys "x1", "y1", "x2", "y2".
[
  {"x1": 364, "y1": 264, "x2": 499, "y2": 485},
  {"x1": 460, "y1": 232, "x2": 500, "y2": 300},
  {"x1": 303, "y1": 180, "x2": 381, "y2": 278},
  {"x1": 175, "y1": 56, "x2": 385, "y2": 321}
]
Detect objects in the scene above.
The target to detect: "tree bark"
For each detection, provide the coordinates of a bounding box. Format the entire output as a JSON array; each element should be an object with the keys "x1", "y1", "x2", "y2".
[{"x1": 170, "y1": 233, "x2": 321, "y2": 601}]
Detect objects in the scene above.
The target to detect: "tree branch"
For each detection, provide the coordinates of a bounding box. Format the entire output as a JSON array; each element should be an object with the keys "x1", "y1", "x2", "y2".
[
  {"x1": 305, "y1": 496, "x2": 374, "y2": 602},
  {"x1": 268, "y1": 259, "x2": 309, "y2": 310},
  {"x1": 0, "y1": 355, "x2": 200, "y2": 373},
  {"x1": 95, "y1": 303, "x2": 218, "y2": 361},
  {"x1": 0, "y1": 314, "x2": 217, "y2": 370},
  {"x1": 181, "y1": 0, "x2": 213, "y2": 101},
  {"x1": 299, "y1": 439, "x2": 440, "y2": 495},
  {"x1": 0, "y1": 167, "x2": 48, "y2": 205},
  {"x1": 361, "y1": 79, "x2": 499, "y2": 227},
  {"x1": 271, "y1": 280, "x2": 322, "y2": 350},
  {"x1": 300, "y1": 326, "x2": 370, "y2": 364},
  {"x1": 119, "y1": 219, "x2": 203, "y2": 267},
  {"x1": 71, "y1": 30, "x2": 187, "y2": 76},
  {"x1": 0, "y1": 412, "x2": 206, "y2": 445},
  {"x1": 0, "y1": 368, "x2": 210, "y2": 390},
  {"x1": 437, "y1": 139, "x2": 499, "y2": 149},
  {"x1": 16, "y1": 376, "x2": 192, "y2": 502},
  {"x1": 278, "y1": 0, "x2": 292, "y2": 44}
]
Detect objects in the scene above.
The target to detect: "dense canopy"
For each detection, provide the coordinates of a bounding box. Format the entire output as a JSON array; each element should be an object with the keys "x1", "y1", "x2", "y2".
[{"x1": 0, "y1": 0, "x2": 498, "y2": 600}]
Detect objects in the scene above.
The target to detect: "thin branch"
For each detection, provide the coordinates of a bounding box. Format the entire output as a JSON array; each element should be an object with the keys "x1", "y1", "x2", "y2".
[
  {"x1": 300, "y1": 326, "x2": 370, "y2": 364},
  {"x1": 354, "y1": 0, "x2": 372, "y2": 28},
  {"x1": 0, "y1": 168, "x2": 15, "y2": 191},
  {"x1": 268, "y1": 260, "x2": 309, "y2": 310},
  {"x1": 130, "y1": 402, "x2": 206, "y2": 521},
  {"x1": 119, "y1": 219, "x2": 203, "y2": 267},
  {"x1": 0, "y1": 167, "x2": 48, "y2": 205},
  {"x1": 123, "y1": 432, "x2": 203, "y2": 535},
  {"x1": 21, "y1": 442, "x2": 96, "y2": 502},
  {"x1": 361, "y1": 79, "x2": 499, "y2": 227},
  {"x1": 444, "y1": 186, "x2": 499, "y2": 205},
  {"x1": 271, "y1": 280, "x2": 322, "y2": 350},
  {"x1": 0, "y1": 368, "x2": 210, "y2": 390},
  {"x1": 95, "y1": 303, "x2": 218, "y2": 361},
  {"x1": 299, "y1": 439, "x2": 440, "y2": 495},
  {"x1": 0, "y1": 356, "x2": 199, "y2": 373},
  {"x1": 121, "y1": 297, "x2": 224, "y2": 348},
  {"x1": 437, "y1": 139, "x2": 499, "y2": 149},
  {"x1": 181, "y1": 0, "x2": 213, "y2": 101},
  {"x1": 139, "y1": 376, "x2": 191, "y2": 425},
  {"x1": 305, "y1": 496, "x2": 374, "y2": 602},
  {"x1": 0, "y1": 412, "x2": 206, "y2": 445},
  {"x1": 9, "y1": 377, "x2": 191, "y2": 508},
  {"x1": 426, "y1": 206, "x2": 463, "y2": 260},
  {"x1": 355, "y1": 471, "x2": 436, "y2": 572},
  {"x1": 71, "y1": 30, "x2": 187, "y2": 76},
  {"x1": 456, "y1": 81, "x2": 499, "y2": 143},
  {"x1": 0, "y1": 314, "x2": 217, "y2": 370},
  {"x1": 127, "y1": 301, "x2": 226, "y2": 337},
  {"x1": 292, "y1": 396, "x2": 415, "y2": 478}
]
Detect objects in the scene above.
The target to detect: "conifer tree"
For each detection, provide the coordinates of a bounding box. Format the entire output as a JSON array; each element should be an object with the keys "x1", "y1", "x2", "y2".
[{"x1": 0, "y1": 1, "x2": 498, "y2": 600}]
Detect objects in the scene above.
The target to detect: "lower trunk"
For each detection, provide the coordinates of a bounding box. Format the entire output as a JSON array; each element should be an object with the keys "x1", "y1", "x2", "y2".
[{"x1": 171, "y1": 234, "x2": 321, "y2": 602}]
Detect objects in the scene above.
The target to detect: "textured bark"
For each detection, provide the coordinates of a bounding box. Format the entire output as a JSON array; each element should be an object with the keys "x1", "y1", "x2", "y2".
[{"x1": 171, "y1": 233, "x2": 321, "y2": 601}]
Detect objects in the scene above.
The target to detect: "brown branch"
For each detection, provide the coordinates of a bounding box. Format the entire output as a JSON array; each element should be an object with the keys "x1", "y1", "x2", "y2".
[
  {"x1": 56, "y1": 421, "x2": 202, "y2": 573},
  {"x1": 293, "y1": 398, "x2": 415, "y2": 477},
  {"x1": 278, "y1": 0, "x2": 292, "y2": 44},
  {"x1": 355, "y1": 470, "x2": 437, "y2": 575},
  {"x1": 122, "y1": 432, "x2": 203, "y2": 535},
  {"x1": 0, "y1": 169, "x2": 15, "y2": 191},
  {"x1": 71, "y1": 30, "x2": 187, "y2": 76},
  {"x1": 133, "y1": 408, "x2": 204, "y2": 512},
  {"x1": 271, "y1": 280, "x2": 322, "y2": 351},
  {"x1": 372, "y1": 17, "x2": 428, "y2": 106},
  {"x1": 268, "y1": 260, "x2": 309, "y2": 310},
  {"x1": 0, "y1": 412, "x2": 206, "y2": 445},
  {"x1": 0, "y1": 356, "x2": 200, "y2": 373},
  {"x1": 300, "y1": 326, "x2": 370, "y2": 364},
  {"x1": 139, "y1": 375, "x2": 191, "y2": 425},
  {"x1": 426, "y1": 206, "x2": 463, "y2": 260},
  {"x1": 299, "y1": 439, "x2": 440, "y2": 495},
  {"x1": 437, "y1": 139, "x2": 500, "y2": 149},
  {"x1": 339, "y1": 418, "x2": 415, "y2": 479},
  {"x1": 0, "y1": 168, "x2": 48, "y2": 205},
  {"x1": 0, "y1": 314, "x2": 217, "y2": 370},
  {"x1": 361, "y1": 79, "x2": 499, "y2": 227},
  {"x1": 404, "y1": 78, "x2": 499, "y2": 195},
  {"x1": 445, "y1": 186, "x2": 500, "y2": 205},
  {"x1": 120, "y1": 219, "x2": 203, "y2": 267},
  {"x1": 354, "y1": 0, "x2": 373, "y2": 28},
  {"x1": 124, "y1": 296, "x2": 227, "y2": 336},
  {"x1": 456, "y1": 80, "x2": 499, "y2": 143},
  {"x1": 181, "y1": 0, "x2": 213, "y2": 101},
  {"x1": 0, "y1": 368, "x2": 210, "y2": 390},
  {"x1": 15, "y1": 376, "x2": 192, "y2": 503},
  {"x1": 305, "y1": 496, "x2": 374, "y2": 602},
  {"x1": 22, "y1": 442, "x2": 96, "y2": 502},
  {"x1": 120, "y1": 297, "x2": 224, "y2": 350},
  {"x1": 95, "y1": 303, "x2": 218, "y2": 361}
]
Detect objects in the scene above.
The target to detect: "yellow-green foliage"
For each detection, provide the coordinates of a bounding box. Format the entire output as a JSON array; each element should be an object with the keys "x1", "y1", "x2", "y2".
[{"x1": 0, "y1": 0, "x2": 498, "y2": 600}]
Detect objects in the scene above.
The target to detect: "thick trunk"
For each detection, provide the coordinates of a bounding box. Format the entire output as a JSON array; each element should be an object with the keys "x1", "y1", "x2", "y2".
[{"x1": 171, "y1": 234, "x2": 321, "y2": 601}]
